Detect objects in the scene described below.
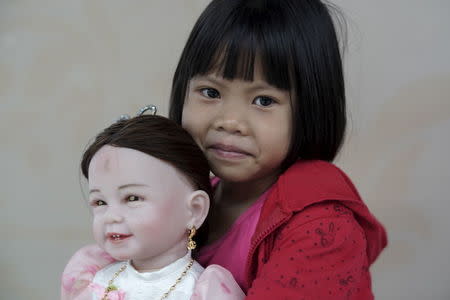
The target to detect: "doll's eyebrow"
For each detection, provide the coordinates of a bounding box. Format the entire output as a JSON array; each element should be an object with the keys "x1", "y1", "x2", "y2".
[
  {"x1": 88, "y1": 184, "x2": 149, "y2": 194},
  {"x1": 89, "y1": 188, "x2": 101, "y2": 194},
  {"x1": 118, "y1": 183, "x2": 150, "y2": 190}
]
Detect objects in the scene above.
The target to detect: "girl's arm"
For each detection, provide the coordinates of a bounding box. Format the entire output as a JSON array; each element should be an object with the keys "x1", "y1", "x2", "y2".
[
  {"x1": 246, "y1": 202, "x2": 373, "y2": 300},
  {"x1": 61, "y1": 244, "x2": 115, "y2": 300}
]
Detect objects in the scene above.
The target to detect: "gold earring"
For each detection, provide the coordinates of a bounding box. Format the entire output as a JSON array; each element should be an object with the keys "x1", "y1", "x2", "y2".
[{"x1": 187, "y1": 226, "x2": 197, "y2": 250}]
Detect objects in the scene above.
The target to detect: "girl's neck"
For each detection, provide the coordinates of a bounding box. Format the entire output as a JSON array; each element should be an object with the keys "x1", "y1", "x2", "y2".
[
  {"x1": 206, "y1": 173, "x2": 280, "y2": 245},
  {"x1": 216, "y1": 173, "x2": 280, "y2": 207}
]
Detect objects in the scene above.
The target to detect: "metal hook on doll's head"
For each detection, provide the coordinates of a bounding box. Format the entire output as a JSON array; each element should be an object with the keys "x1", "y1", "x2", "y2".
[
  {"x1": 137, "y1": 105, "x2": 157, "y2": 116},
  {"x1": 117, "y1": 105, "x2": 158, "y2": 122}
]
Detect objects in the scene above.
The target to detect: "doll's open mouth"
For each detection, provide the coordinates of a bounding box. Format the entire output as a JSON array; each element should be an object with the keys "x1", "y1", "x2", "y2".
[{"x1": 107, "y1": 233, "x2": 133, "y2": 241}]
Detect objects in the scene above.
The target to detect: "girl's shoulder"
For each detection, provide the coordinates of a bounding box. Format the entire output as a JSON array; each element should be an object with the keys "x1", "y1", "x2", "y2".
[
  {"x1": 260, "y1": 160, "x2": 387, "y2": 264},
  {"x1": 270, "y1": 200, "x2": 363, "y2": 251},
  {"x1": 284, "y1": 159, "x2": 359, "y2": 193},
  {"x1": 271, "y1": 160, "x2": 362, "y2": 213}
]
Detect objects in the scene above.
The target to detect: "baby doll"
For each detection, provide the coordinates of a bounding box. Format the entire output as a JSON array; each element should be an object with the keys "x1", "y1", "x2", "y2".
[{"x1": 61, "y1": 106, "x2": 244, "y2": 300}]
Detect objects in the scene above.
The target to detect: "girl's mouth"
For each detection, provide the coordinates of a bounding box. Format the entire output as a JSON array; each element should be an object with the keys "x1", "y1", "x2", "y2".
[{"x1": 208, "y1": 143, "x2": 251, "y2": 159}]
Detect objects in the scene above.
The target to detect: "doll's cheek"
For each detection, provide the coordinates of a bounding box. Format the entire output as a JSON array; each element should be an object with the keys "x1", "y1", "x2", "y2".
[{"x1": 91, "y1": 220, "x2": 105, "y2": 244}]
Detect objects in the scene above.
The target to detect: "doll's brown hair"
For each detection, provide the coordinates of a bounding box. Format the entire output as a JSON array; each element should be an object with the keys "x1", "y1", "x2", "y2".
[{"x1": 81, "y1": 115, "x2": 213, "y2": 250}]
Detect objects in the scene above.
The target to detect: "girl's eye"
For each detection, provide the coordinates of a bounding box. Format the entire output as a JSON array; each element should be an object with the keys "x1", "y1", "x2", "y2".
[
  {"x1": 253, "y1": 96, "x2": 275, "y2": 107},
  {"x1": 200, "y1": 88, "x2": 220, "y2": 99},
  {"x1": 127, "y1": 195, "x2": 140, "y2": 202}
]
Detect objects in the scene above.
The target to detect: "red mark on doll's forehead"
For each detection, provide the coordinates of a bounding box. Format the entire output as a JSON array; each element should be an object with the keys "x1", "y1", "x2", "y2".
[{"x1": 100, "y1": 157, "x2": 111, "y2": 172}]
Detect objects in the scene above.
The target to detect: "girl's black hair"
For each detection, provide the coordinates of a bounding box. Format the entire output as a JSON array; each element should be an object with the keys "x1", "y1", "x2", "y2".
[{"x1": 169, "y1": 0, "x2": 347, "y2": 168}]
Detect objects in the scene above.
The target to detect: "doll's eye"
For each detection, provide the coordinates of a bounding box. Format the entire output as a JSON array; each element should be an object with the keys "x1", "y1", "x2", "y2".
[
  {"x1": 253, "y1": 96, "x2": 275, "y2": 107},
  {"x1": 200, "y1": 88, "x2": 220, "y2": 99},
  {"x1": 126, "y1": 195, "x2": 140, "y2": 202},
  {"x1": 92, "y1": 200, "x2": 106, "y2": 206}
]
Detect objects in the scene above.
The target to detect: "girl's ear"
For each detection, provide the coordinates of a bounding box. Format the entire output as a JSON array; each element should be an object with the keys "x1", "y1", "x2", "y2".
[{"x1": 186, "y1": 190, "x2": 210, "y2": 229}]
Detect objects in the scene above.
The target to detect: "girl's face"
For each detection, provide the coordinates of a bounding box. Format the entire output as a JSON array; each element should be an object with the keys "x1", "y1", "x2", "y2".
[
  {"x1": 182, "y1": 62, "x2": 292, "y2": 184},
  {"x1": 87, "y1": 145, "x2": 193, "y2": 271}
]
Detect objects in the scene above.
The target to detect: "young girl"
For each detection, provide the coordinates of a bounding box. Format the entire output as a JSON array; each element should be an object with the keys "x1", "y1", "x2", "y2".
[
  {"x1": 61, "y1": 113, "x2": 244, "y2": 300},
  {"x1": 63, "y1": 0, "x2": 387, "y2": 299}
]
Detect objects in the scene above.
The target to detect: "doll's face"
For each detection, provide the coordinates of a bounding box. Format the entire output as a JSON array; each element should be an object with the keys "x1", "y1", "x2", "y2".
[{"x1": 87, "y1": 145, "x2": 206, "y2": 271}]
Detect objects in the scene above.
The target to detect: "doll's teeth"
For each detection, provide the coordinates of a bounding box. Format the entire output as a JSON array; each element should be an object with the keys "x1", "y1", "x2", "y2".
[{"x1": 109, "y1": 234, "x2": 130, "y2": 240}]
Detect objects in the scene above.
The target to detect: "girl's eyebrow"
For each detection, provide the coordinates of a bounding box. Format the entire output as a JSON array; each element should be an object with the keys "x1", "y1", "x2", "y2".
[
  {"x1": 245, "y1": 82, "x2": 279, "y2": 93},
  {"x1": 193, "y1": 75, "x2": 285, "y2": 94},
  {"x1": 192, "y1": 75, "x2": 226, "y2": 88}
]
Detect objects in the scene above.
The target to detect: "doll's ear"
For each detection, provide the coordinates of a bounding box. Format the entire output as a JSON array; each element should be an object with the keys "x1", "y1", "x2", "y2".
[{"x1": 186, "y1": 190, "x2": 210, "y2": 229}]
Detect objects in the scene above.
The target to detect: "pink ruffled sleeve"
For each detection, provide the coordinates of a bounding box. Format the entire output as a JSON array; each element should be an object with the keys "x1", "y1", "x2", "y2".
[
  {"x1": 61, "y1": 244, "x2": 115, "y2": 300},
  {"x1": 190, "y1": 265, "x2": 245, "y2": 300}
]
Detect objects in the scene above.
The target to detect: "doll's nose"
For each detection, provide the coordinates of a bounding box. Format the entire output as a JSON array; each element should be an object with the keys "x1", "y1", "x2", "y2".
[{"x1": 104, "y1": 207, "x2": 124, "y2": 223}]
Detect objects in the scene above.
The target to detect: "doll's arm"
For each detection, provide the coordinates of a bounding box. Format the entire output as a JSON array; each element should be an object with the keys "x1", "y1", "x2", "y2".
[
  {"x1": 246, "y1": 202, "x2": 373, "y2": 300},
  {"x1": 191, "y1": 265, "x2": 245, "y2": 300},
  {"x1": 61, "y1": 244, "x2": 115, "y2": 300}
]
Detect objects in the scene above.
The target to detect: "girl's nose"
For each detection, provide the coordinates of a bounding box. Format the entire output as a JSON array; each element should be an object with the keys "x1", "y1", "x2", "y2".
[{"x1": 213, "y1": 101, "x2": 249, "y2": 135}]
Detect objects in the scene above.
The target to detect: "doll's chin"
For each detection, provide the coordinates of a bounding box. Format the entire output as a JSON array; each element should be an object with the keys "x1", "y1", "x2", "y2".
[
  {"x1": 114, "y1": 255, "x2": 130, "y2": 261},
  {"x1": 106, "y1": 251, "x2": 131, "y2": 261}
]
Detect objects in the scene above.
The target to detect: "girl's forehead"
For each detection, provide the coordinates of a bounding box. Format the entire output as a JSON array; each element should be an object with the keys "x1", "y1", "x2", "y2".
[
  {"x1": 206, "y1": 52, "x2": 265, "y2": 79},
  {"x1": 191, "y1": 49, "x2": 292, "y2": 92},
  {"x1": 193, "y1": 56, "x2": 269, "y2": 84}
]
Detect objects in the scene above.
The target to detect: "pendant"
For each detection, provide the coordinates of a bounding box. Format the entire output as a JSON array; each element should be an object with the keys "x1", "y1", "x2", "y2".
[{"x1": 106, "y1": 284, "x2": 118, "y2": 292}]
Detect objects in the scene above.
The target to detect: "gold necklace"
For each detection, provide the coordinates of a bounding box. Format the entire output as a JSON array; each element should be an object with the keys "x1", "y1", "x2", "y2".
[{"x1": 102, "y1": 258, "x2": 194, "y2": 300}]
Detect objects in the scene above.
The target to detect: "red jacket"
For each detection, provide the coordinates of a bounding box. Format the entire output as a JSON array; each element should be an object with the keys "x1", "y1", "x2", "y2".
[{"x1": 244, "y1": 160, "x2": 387, "y2": 299}]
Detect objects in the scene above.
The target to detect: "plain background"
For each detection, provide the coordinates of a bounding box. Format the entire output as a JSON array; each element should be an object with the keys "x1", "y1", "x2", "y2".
[{"x1": 1, "y1": 0, "x2": 449, "y2": 299}]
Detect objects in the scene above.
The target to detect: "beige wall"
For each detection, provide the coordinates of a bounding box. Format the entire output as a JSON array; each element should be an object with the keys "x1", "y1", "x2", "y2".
[{"x1": 1, "y1": 1, "x2": 449, "y2": 299}]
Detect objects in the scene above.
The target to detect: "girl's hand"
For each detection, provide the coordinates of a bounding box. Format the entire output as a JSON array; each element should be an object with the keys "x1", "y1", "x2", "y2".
[
  {"x1": 191, "y1": 265, "x2": 245, "y2": 300},
  {"x1": 61, "y1": 244, "x2": 115, "y2": 300}
]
